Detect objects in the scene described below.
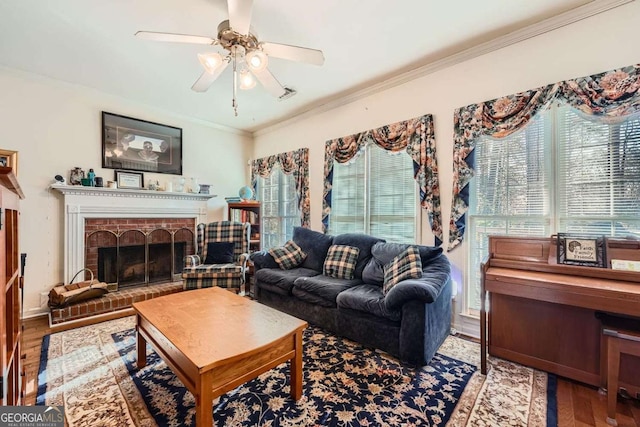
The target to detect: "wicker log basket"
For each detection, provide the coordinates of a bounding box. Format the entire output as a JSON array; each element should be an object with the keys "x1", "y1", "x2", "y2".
[{"x1": 48, "y1": 268, "x2": 109, "y2": 308}]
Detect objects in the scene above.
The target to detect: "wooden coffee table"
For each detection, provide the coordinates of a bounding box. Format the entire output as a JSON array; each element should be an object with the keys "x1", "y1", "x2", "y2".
[{"x1": 133, "y1": 287, "x2": 307, "y2": 427}]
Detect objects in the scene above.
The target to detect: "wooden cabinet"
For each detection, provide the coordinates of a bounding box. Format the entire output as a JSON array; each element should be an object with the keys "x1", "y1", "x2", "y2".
[
  {"x1": 0, "y1": 167, "x2": 24, "y2": 405},
  {"x1": 480, "y1": 236, "x2": 640, "y2": 396},
  {"x1": 227, "y1": 201, "x2": 261, "y2": 253}
]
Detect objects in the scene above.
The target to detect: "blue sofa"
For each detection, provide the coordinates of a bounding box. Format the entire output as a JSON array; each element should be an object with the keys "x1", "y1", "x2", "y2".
[{"x1": 250, "y1": 227, "x2": 452, "y2": 366}]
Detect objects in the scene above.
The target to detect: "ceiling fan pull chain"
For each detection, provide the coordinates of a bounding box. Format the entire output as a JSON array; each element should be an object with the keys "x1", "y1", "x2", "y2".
[{"x1": 232, "y1": 47, "x2": 239, "y2": 116}]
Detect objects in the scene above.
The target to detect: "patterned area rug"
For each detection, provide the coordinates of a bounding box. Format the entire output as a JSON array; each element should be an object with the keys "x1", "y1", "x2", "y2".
[{"x1": 37, "y1": 316, "x2": 557, "y2": 426}]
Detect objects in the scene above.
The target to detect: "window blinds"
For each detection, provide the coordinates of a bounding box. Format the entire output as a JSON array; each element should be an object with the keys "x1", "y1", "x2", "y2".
[
  {"x1": 257, "y1": 166, "x2": 301, "y2": 249},
  {"x1": 556, "y1": 106, "x2": 640, "y2": 237},
  {"x1": 468, "y1": 111, "x2": 550, "y2": 311},
  {"x1": 329, "y1": 144, "x2": 417, "y2": 243},
  {"x1": 330, "y1": 150, "x2": 366, "y2": 235}
]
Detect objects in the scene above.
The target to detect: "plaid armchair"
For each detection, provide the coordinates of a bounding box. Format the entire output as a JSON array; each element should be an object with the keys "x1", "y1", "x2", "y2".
[{"x1": 182, "y1": 221, "x2": 251, "y2": 293}]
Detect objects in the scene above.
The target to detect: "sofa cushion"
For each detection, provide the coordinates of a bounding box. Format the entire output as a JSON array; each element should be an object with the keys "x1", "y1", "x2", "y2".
[
  {"x1": 204, "y1": 242, "x2": 235, "y2": 264},
  {"x1": 362, "y1": 242, "x2": 443, "y2": 286},
  {"x1": 336, "y1": 284, "x2": 401, "y2": 321},
  {"x1": 250, "y1": 250, "x2": 280, "y2": 270},
  {"x1": 323, "y1": 245, "x2": 360, "y2": 279},
  {"x1": 418, "y1": 245, "x2": 444, "y2": 265},
  {"x1": 384, "y1": 254, "x2": 451, "y2": 310},
  {"x1": 333, "y1": 233, "x2": 385, "y2": 279},
  {"x1": 254, "y1": 267, "x2": 319, "y2": 295},
  {"x1": 292, "y1": 275, "x2": 362, "y2": 307},
  {"x1": 268, "y1": 240, "x2": 306, "y2": 270},
  {"x1": 292, "y1": 227, "x2": 334, "y2": 272},
  {"x1": 362, "y1": 257, "x2": 385, "y2": 286},
  {"x1": 383, "y1": 246, "x2": 423, "y2": 294}
]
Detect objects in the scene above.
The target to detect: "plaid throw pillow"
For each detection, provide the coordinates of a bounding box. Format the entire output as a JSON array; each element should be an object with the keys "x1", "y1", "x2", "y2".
[
  {"x1": 383, "y1": 246, "x2": 423, "y2": 294},
  {"x1": 269, "y1": 240, "x2": 307, "y2": 270},
  {"x1": 323, "y1": 245, "x2": 360, "y2": 279}
]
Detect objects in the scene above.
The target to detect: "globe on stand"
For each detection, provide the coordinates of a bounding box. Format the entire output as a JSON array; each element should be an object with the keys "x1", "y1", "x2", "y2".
[{"x1": 239, "y1": 185, "x2": 254, "y2": 201}]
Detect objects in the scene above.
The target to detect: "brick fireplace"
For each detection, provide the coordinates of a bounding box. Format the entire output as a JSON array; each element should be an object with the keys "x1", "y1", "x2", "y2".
[
  {"x1": 50, "y1": 185, "x2": 215, "y2": 326},
  {"x1": 84, "y1": 217, "x2": 195, "y2": 288}
]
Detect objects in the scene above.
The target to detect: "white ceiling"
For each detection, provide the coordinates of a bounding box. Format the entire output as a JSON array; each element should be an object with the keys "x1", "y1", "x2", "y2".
[{"x1": 0, "y1": 0, "x2": 606, "y2": 133}]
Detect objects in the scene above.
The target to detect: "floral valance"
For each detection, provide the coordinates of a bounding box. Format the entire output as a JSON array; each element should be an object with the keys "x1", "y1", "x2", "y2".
[
  {"x1": 323, "y1": 114, "x2": 443, "y2": 246},
  {"x1": 251, "y1": 148, "x2": 310, "y2": 227},
  {"x1": 448, "y1": 63, "x2": 640, "y2": 251}
]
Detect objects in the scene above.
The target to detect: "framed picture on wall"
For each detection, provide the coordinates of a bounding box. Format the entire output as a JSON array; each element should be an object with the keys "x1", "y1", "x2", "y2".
[
  {"x1": 0, "y1": 149, "x2": 18, "y2": 175},
  {"x1": 102, "y1": 112, "x2": 183, "y2": 175}
]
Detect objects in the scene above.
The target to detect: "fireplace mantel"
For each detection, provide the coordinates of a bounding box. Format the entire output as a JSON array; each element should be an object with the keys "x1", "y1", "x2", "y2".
[
  {"x1": 51, "y1": 184, "x2": 216, "y2": 283},
  {"x1": 51, "y1": 184, "x2": 216, "y2": 201}
]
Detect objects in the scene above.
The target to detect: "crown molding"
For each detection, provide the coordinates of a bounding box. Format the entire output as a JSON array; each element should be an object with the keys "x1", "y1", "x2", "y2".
[{"x1": 253, "y1": 0, "x2": 634, "y2": 137}]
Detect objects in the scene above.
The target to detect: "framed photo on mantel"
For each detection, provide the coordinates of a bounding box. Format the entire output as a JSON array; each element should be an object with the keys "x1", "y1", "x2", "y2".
[
  {"x1": 0, "y1": 149, "x2": 18, "y2": 175},
  {"x1": 102, "y1": 112, "x2": 182, "y2": 175},
  {"x1": 556, "y1": 233, "x2": 607, "y2": 268},
  {"x1": 115, "y1": 170, "x2": 144, "y2": 190}
]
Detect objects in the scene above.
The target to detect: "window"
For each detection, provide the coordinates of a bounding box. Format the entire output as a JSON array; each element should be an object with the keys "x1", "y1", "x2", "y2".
[
  {"x1": 257, "y1": 165, "x2": 301, "y2": 249},
  {"x1": 329, "y1": 143, "x2": 417, "y2": 243},
  {"x1": 467, "y1": 105, "x2": 640, "y2": 312}
]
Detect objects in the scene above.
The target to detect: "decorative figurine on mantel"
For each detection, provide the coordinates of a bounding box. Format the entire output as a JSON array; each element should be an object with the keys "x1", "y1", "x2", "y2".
[{"x1": 69, "y1": 167, "x2": 85, "y2": 186}]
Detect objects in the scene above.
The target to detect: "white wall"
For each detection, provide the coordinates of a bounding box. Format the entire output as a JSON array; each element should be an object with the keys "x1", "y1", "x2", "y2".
[
  {"x1": 0, "y1": 69, "x2": 253, "y2": 317},
  {"x1": 253, "y1": 2, "x2": 640, "y2": 336}
]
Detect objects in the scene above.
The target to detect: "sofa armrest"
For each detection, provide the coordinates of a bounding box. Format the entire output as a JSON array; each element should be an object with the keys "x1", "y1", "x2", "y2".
[
  {"x1": 250, "y1": 250, "x2": 279, "y2": 271},
  {"x1": 384, "y1": 255, "x2": 451, "y2": 310},
  {"x1": 184, "y1": 254, "x2": 201, "y2": 268}
]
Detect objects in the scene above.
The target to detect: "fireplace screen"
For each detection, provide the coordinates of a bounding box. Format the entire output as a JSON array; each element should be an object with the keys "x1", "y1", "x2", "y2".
[
  {"x1": 97, "y1": 242, "x2": 185, "y2": 287},
  {"x1": 86, "y1": 227, "x2": 193, "y2": 289}
]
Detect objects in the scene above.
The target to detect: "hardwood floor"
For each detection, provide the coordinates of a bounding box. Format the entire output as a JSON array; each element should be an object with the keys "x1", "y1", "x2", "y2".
[{"x1": 22, "y1": 315, "x2": 640, "y2": 426}]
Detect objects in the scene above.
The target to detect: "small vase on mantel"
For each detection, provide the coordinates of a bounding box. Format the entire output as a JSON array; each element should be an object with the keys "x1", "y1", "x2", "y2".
[
  {"x1": 190, "y1": 177, "x2": 200, "y2": 194},
  {"x1": 174, "y1": 177, "x2": 186, "y2": 192}
]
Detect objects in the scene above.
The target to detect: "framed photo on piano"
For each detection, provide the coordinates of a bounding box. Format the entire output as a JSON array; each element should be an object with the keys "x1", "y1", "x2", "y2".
[{"x1": 556, "y1": 233, "x2": 606, "y2": 267}]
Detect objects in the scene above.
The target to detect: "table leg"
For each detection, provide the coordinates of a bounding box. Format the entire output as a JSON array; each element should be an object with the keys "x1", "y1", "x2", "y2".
[
  {"x1": 195, "y1": 371, "x2": 214, "y2": 427},
  {"x1": 606, "y1": 338, "x2": 620, "y2": 426},
  {"x1": 136, "y1": 316, "x2": 147, "y2": 369},
  {"x1": 290, "y1": 330, "x2": 303, "y2": 401},
  {"x1": 480, "y1": 285, "x2": 487, "y2": 375}
]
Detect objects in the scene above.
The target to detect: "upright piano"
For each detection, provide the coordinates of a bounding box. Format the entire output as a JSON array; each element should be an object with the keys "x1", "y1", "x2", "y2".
[{"x1": 480, "y1": 236, "x2": 640, "y2": 396}]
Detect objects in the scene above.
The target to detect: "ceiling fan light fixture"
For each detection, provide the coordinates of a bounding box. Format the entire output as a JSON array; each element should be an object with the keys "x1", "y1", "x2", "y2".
[
  {"x1": 239, "y1": 70, "x2": 256, "y2": 90},
  {"x1": 197, "y1": 52, "x2": 224, "y2": 74},
  {"x1": 246, "y1": 50, "x2": 268, "y2": 72}
]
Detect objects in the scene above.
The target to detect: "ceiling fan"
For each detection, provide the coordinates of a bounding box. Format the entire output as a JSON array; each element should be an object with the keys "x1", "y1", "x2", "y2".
[{"x1": 135, "y1": 0, "x2": 325, "y2": 116}]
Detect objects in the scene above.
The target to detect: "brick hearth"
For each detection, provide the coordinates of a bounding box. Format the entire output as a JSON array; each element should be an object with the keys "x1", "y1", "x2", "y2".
[{"x1": 49, "y1": 281, "x2": 184, "y2": 326}]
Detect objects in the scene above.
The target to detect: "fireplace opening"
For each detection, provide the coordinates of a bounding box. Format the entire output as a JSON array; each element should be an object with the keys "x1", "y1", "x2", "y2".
[
  {"x1": 97, "y1": 242, "x2": 185, "y2": 288},
  {"x1": 86, "y1": 222, "x2": 195, "y2": 290}
]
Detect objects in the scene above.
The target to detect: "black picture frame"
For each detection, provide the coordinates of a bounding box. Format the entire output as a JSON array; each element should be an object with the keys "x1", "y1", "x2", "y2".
[
  {"x1": 556, "y1": 233, "x2": 607, "y2": 268},
  {"x1": 102, "y1": 112, "x2": 182, "y2": 175},
  {"x1": 114, "y1": 170, "x2": 144, "y2": 189}
]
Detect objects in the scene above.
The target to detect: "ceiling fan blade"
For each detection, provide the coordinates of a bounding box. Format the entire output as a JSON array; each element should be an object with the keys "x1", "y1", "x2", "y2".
[
  {"x1": 191, "y1": 61, "x2": 229, "y2": 92},
  {"x1": 228, "y1": 0, "x2": 253, "y2": 35},
  {"x1": 135, "y1": 31, "x2": 217, "y2": 45},
  {"x1": 261, "y1": 42, "x2": 324, "y2": 66},
  {"x1": 253, "y1": 68, "x2": 286, "y2": 98}
]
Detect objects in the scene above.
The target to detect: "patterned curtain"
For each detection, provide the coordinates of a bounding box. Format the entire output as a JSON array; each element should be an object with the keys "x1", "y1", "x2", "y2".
[
  {"x1": 250, "y1": 148, "x2": 310, "y2": 227},
  {"x1": 323, "y1": 114, "x2": 443, "y2": 246},
  {"x1": 448, "y1": 63, "x2": 640, "y2": 251}
]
